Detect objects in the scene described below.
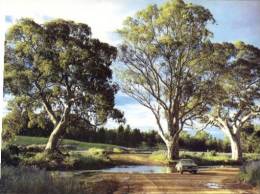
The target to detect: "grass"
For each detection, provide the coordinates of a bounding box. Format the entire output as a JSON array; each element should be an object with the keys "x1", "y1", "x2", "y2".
[
  {"x1": 142, "y1": 150, "x2": 260, "y2": 166},
  {"x1": 149, "y1": 150, "x2": 168, "y2": 163},
  {"x1": 8, "y1": 136, "x2": 260, "y2": 168},
  {"x1": 110, "y1": 152, "x2": 168, "y2": 165},
  {"x1": 0, "y1": 165, "x2": 119, "y2": 194},
  {"x1": 19, "y1": 147, "x2": 113, "y2": 170},
  {"x1": 180, "y1": 151, "x2": 234, "y2": 165},
  {"x1": 3, "y1": 136, "x2": 118, "y2": 170},
  {"x1": 0, "y1": 165, "x2": 87, "y2": 194},
  {"x1": 12, "y1": 135, "x2": 119, "y2": 150},
  {"x1": 181, "y1": 151, "x2": 260, "y2": 165}
]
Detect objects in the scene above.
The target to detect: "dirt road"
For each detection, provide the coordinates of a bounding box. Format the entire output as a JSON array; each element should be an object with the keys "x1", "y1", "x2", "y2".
[{"x1": 90, "y1": 168, "x2": 257, "y2": 194}]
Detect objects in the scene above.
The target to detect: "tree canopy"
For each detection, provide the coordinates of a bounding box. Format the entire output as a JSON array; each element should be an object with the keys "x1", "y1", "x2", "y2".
[
  {"x1": 117, "y1": 0, "x2": 219, "y2": 159},
  {"x1": 4, "y1": 18, "x2": 124, "y2": 152},
  {"x1": 205, "y1": 41, "x2": 260, "y2": 161}
]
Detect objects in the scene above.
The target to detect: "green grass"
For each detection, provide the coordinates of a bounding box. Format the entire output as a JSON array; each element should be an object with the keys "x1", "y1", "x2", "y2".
[
  {"x1": 149, "y1": 150, "x2": 168, "y2": 163},
  {"x1": 12, "y1": 136, "x2": 119, "y2": 150},
  {"x1": 148, "y1": 150, "x2": 260, "y2": 165},
  {"x1": 21, "y1": 149, "x2": 112, "y2": 170},
  {"x1": 6, "y1": 136, "x2": 121, "y2": 170}
]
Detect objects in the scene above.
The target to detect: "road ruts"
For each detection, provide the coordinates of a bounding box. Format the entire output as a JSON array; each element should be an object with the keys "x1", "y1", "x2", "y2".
[{"x1": 106, "y1": 168, "x2": 256, "y2": 194}]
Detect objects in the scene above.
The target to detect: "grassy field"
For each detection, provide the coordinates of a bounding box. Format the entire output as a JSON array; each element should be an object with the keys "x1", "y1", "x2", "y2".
[
  {"x1": 8, "y1": 136, "x2": 260, "y2": 167},
  {"x1": 4, "y1": 136, "x2": 121, "y2": 170},
  {"x1": 110, "y1": 150, "x2": 260, "y2": 166},
  {"x1": 12, "y1": 136, "x2": 119, "y2": 150}
]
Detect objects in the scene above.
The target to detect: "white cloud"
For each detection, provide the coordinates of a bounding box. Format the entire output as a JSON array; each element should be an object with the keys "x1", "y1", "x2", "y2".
[
  {"x1": 106, "y1": 102, "x2": 162, "y2": 131},
  {"x1": 2, "y1": 0, "x2": 139, "y2": 45}
]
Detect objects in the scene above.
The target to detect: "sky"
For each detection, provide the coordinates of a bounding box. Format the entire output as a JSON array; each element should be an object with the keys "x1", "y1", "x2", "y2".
[{"x1": 1, "y1": 0, "x2": 260, "y2": 139}]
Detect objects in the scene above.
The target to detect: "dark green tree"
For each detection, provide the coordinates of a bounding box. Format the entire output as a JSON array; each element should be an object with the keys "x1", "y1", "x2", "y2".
[{"x1": 4, "y1": 18, "x2": 124, "y2": 153}]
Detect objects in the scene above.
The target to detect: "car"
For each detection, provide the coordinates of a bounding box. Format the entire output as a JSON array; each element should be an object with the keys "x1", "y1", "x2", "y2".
[{"x1": 175, "y1": 159, "x2": 198, "y2": 174}]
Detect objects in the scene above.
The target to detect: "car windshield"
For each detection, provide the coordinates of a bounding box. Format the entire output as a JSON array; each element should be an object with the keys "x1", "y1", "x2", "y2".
[{"x1": 181, "y1": 160, "x2": 194, "y2": 164}]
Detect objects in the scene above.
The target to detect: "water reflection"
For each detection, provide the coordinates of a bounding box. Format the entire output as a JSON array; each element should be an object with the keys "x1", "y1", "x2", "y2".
[
  {"x1": 77, "y1": 165, "x2": 176, "y2": 174},
  {"x1": 205, "y1": 183, "x2": 223, "y2": 189}
]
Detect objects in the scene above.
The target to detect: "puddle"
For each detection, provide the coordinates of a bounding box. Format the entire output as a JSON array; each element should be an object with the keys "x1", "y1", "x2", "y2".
[
  {"x1": 205, "y1": 182, "x2": 223, "y2": 189},
  {"x1": 76, "y1": 165, "x2": 175, "y2": 174}
]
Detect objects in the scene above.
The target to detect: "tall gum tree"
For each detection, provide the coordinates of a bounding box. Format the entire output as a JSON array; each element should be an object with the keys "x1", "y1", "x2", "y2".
[
  {"x1": 4, "y1": 19, "x2": 124, "y2": 153},
  {"x1": 206, "y1": 42, "x2": 260, "y2": 162},
  {"x1": 117, "y1": 0, "x2": 218, "y2": 160}
]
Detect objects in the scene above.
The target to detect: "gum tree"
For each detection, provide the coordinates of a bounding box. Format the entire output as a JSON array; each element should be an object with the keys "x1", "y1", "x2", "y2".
[
  {"x1": 117, "y1": 0, "x2": 218, "y2": 160},
  {"x1": 205, "y1": 42, "x2": 260, "y2": 162},
  {"x1": 4, "y1": 19, "x2": 123, "y2": 153}
]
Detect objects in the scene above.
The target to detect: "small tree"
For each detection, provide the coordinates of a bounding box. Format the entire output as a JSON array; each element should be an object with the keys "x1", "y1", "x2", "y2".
[
  {"x1": 117, "y1": 0, "x2": 218, "y2": 160},
  {"x1": 205, "y1": 42, "x2": 260, "y2": 161},
  {"x1": 2, "y1": 97, "x2": 29, "y2": 145},
  {"x1": 4, "y1": 19, "x2": 123, "y2": 153}
]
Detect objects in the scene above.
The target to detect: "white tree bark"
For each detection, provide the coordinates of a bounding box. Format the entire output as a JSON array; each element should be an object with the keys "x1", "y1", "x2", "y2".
[
  {"x1": 223, "y1": 127, "x2": 242, "y2": 162},
  {"x1": 230, "y1": 133, "x2": 242, "y2": 161},
  {"x1": 208, "y1": 114, "x2": 244, "y2": 162},
  {"x1": 45, "y1": 121, "x2": 65, "y2": 152},
  {"x1": 166, "y1": 139, "x2": 179, "y2": 160},
  {"x1": 44, "y1": 104, "x2": 71, "y2": 152}
]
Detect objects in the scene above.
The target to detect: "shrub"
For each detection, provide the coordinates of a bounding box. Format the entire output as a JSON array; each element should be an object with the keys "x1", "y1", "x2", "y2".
[
  {"x1": 1, "y1": 147, "x2": 20, "y2": 166},
  {"x1": 209, "y1": 150, "x2": 217, "y2": 156},
  {"x1": 149, "y1": 150, "x2": 168, "y2": 163},
  {"x1": 22, "y1": 149, "x2": 112, "y2": 170},
  {"x1": 112, "y1": 147, "x2": 125, "y2": 153},
  {"x1": 0, "y1": 165, "x2": 87, "y2": 194},
  {"x1": 240, "y1": 161, "x2": 260, "y2": 186},
  {"x1": 87, "y1": 148, "x2": 106, "y2": 156}
]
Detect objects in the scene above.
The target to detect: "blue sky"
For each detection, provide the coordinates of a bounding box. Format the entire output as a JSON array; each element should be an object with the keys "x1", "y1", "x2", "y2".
[{"x1": 2, "y1": 0, "x2": 260, "y2": 139}]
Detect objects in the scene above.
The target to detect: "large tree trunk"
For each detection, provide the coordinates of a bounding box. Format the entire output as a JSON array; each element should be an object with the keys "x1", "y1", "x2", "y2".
[
  {"x1": 223, "y1": 127, "x2": 242, "y2": 162},
  {"x1": 45, "y1": 121, "x2": 65, "y2": 152},
  {"x1": 230, "y1": 132, "x2": 242, "y2": 162},
  {"x1": 166, "y1": 138, "x2": 179, "y2": 160},
  {"x1": 44, "y1": 104, "x2": 71, "y2": 153}
]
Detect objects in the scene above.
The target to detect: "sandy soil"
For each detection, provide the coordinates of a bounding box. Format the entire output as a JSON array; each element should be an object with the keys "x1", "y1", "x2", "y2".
[{"x1": 88, "y1": 167, "x2": 258, "y2": 194}]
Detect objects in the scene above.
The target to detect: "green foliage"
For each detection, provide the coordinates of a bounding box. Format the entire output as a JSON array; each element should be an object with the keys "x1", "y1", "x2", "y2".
[
  {"x1": 149, "y1": 150, "x2": 168, "y2": 163},
  {"x1": 12, "y1": 136, "x2": 119, "y2": 150},
  {"x1": 2, "y1": 97, "x2": 30, "y2": 144},
  {"x1": 149, "y1": 150, "x2": 257, "y2": 165},
  {"x1": 204, "y1": 41, "x2": 260, "y2": 161},
  {"x1": 112, "y1": 147, "x2": 125, "y2": 153},
  {"x1": 86, "y1": 148, "x2": 106, "y2": 156},
  {"x1": 1, "y1": 146, "x2": 21, "y2": 166},
  {"x1": 21, "y1": 147, "x2": 112, "y2": 170},
  {"x1": 241, "y1": 124, "x2": 260, "y2": 153},
  {"x1": 240, "y1": 161, "x2": 260, "y2": 187},
  {"x1": 117, "y1": 0, "x2": 220, "y2": 160},
  {"x1": 4, "y1": 18, "x2": 124, "y2": 151}
]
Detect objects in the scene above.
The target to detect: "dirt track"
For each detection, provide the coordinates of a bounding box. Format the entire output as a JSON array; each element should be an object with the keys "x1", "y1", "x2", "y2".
[{"x1": 91, "y1": 168, "x2": 257, "y2": 194}]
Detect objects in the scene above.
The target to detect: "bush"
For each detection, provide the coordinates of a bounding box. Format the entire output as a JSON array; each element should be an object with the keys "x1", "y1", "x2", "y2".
[
  {"x1": 240, "y1": 161, "x2": 260, "y2": 186},
  {"x1": 22, "y1": 148, "x2": 112, "y2": 170},
  {"x1": 87, "y1": 148, "x2": 106, "y2": 156},
  {"x1": 1, "y1": 147, "x2": 20, "y2": 166},
  {"x1": 112, "y1": 147, "x2": 125, "y2": 153},
  {"x1": 149, "y1": 150, "x2": 168, "y2": 163},
  {"x1": 0, "y1": 165, "x2": 87, "y2": 194},
  {"x1": 209, "y1": 150, "x2": 217, "y2": 156}
]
